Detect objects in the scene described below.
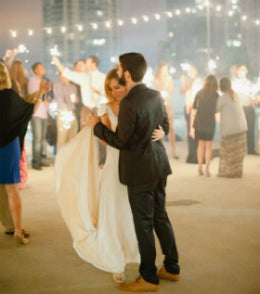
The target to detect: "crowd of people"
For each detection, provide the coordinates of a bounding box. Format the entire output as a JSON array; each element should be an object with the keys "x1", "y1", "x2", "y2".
[{"x1": 0, "y1": 47, "x2": 260, "y2": 291}]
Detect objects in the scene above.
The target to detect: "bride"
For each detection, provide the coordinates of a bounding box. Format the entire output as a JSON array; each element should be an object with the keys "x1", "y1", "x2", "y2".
[{"x1": 55, "y1": 68, "x2": 164, "y2": 283}]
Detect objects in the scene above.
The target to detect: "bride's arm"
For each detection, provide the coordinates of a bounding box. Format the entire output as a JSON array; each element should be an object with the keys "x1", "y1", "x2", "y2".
[{"x1": 99, "y1": 114, "x2": 111, "y2": 146}]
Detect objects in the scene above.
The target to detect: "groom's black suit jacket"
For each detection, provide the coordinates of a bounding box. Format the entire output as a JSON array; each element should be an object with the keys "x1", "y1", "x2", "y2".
[{"x1": 94, "y1": 83, "x2": 172, "y2": 186}]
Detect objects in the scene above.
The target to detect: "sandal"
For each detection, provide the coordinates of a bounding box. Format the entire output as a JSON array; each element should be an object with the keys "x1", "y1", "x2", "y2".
[
  {"x1": 14, "y1": 229, "x2": 29, "y2": 246},
  {"x1": 113, "y1": 272, "x2": 125, "y2": 283}
]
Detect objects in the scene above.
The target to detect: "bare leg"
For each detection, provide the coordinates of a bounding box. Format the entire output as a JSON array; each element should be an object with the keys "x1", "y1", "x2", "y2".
[
  {"x1": 169, "y1": 120, "x2": 178, "y2": 158},
  {"x1": 4, "y1": 184, "x2": 28, "y2": 244},
  {"x1": 197, "y1": 140, "x2": 205, "y2": 174},
  {"x1": 5, "y1": 184, "x2": 22, "y2": 235},
  {"x1": 205, "y1": 141, "x2": 213, "y2": 175}
]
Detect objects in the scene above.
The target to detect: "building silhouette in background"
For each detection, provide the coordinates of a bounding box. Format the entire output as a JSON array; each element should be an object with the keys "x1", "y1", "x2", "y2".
[
  {"x1": 159, "y1": 0, "x2": 259, "y2": 76},
  {"x1": 42, "y1": 0, "x2": 120, "y2": 74}
]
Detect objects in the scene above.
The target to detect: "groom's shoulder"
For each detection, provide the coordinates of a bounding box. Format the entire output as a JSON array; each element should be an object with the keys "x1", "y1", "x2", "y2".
[{"x1": 129, "y1": 84, "x2": 160, "y2": 99}]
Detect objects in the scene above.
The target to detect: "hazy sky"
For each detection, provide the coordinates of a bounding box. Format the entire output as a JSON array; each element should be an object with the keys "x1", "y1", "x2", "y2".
[{"x1": 0, "y1": 0, "x2": 168, "y2": 68}]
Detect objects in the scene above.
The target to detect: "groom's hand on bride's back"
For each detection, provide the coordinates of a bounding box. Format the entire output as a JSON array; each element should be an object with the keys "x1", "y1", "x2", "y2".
[{"x1": 85, "y1": 113, "x2": 101, "y2": 128}]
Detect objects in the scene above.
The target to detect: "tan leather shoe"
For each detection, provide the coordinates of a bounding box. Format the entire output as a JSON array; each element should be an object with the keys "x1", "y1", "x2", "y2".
[
  {"x1": 157, "y1": 266, "x2": 180, "y2": 281},
  {"x1": 119, "y1": 276, "x2": 158, "y2": 292}
]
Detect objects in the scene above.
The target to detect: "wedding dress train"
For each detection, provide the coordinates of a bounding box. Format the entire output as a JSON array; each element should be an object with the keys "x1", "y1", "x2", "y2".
[{"x1": 55, "y1": 105, "x2": 139, "y2": 272}]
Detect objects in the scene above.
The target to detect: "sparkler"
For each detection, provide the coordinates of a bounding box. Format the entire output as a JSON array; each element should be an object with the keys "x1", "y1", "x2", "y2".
[
  {"x1": 50, "y1": 44, "x2": 60, "y2": 57},
  {"x1": 18, "y1": 44, "x2": 27, "y2": 53},
  {"x1": 59, "y1": 110, "x2": 75, "y2": 130},
  {"x1": 181, "y1": 63, "x2": 191, "y2": 71}
]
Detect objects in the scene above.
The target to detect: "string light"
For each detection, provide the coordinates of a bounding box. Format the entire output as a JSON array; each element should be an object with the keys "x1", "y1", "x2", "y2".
[
  {"x1": 77, "y1": 24, "x2": 83, "y2": 31},
  {"x1": 92, "y1": 23, "x2": 98, "y2": 30},
  {"x1": 216, "y1": 5, "x2": 222, "y2": 12},
  {"x1": 143, "y1": 15, "x2": 149, "y2": 22},
  {"x1": 105, "y1": 21, "x2": 111, "y2": 28},
  {"x1": 131, "y1": 18, "x2": 138, "y2": 24},
  {"x1": 154, "y1": 14, "x2": 161, "y2": 21},
  {"x1": 168, "y1": 32, "x2": 174, "y2": 38},
  {"x1": 4, "y1": 3, "x2": 260, "y2": 39},
  {"x1": 28, "y1": 29, "x2": 34, "y2": 36},
  {"x1": 46, "y1": 27, "x2": 52, "y2": 34},
  {"x1": 118, "y1": 19, "x2": 124, "y2": 26}
]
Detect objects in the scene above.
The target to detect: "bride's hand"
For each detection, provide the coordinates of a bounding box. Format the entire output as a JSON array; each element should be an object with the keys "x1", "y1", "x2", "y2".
[
  {"x1": 85, "y1": 113, "x2": 101, "y2": 127},
  {"x1": 152, "y1": 125, "x2": 165, "y2": 142}
]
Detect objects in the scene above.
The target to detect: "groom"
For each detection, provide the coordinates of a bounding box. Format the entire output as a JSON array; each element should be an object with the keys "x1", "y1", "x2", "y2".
[{"x1": 87, "y1": 53, "x2": 180, "y2": 292}]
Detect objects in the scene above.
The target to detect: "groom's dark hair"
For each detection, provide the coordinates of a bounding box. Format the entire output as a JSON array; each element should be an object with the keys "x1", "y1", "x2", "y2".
[{"x1": 119, "y1": 53, "x2": 147, "y2": 82}]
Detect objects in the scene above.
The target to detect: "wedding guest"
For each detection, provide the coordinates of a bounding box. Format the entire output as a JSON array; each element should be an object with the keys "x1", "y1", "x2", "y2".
[
  {"x1": 154, "y1": 62, "x2": 179, "y2": 159},
  {"x1": 54, "y1": 73, "x2": 78, "y2": 150},
  {"x1": 232, "y1": 65, "x2": 255, "y2": 154},
  {"x1": 85, "y1": 56, "x2": 106, "y2": 166},
  {"x1": 9, "y1": 60, "x2": 29, "y2": 189},
  {"x1": 190, "y1": 75, "x2": 219, "y2": 176},
  {"x1": 28, "y1": 62, "x2": 51, "y2": 170},
  {"x1": 180, "y1": 65, "x2": 203, "y2": 163},
  {"x1": 9, "y1": 60, "x2": 28, "y2": 96},
  {"x1": 217, "y1": 77, "x2": 247, "y2": 177},
  {"x1": 73, "y1": 59, "x2": 85, "y2": 131},
  {"x1": 0, "y1": 62, "x2": 49, "y2": 245},
  {"x1": 52, "y1": 56, "x2": 106, "y2": 166}
]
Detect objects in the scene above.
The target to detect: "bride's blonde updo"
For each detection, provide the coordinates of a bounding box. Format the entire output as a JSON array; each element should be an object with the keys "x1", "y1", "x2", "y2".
[{"x1": 104, "y1": 67, "x2": 120, "y2": 103}]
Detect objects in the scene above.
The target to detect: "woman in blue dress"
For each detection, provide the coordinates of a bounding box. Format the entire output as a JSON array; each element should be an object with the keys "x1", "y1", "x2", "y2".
[{"x1": 0, "y1": 62, "x2": 48, "y2": 245}]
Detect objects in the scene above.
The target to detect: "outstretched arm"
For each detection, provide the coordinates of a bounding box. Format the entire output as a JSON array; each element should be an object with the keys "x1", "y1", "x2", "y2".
[{"x1": 52, "y1": 56, "x2": 66, "y2": 73}]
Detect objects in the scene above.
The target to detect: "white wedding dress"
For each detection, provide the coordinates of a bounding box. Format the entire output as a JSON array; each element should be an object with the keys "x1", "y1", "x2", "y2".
[{"x1": 55, "y1": 105, "x2": 139, "y2": 273}]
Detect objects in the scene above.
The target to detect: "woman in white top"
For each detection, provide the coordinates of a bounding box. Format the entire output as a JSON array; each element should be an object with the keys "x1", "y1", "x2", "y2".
[{"x1": 216, "y1": 77, "x2": 248, "y2": 177}]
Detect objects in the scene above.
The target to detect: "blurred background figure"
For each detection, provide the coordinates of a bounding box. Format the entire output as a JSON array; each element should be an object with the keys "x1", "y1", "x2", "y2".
[
  {"x1": 154, "y1": 62, "x2": 179, "y2": 159},
  {"x1": 230, "y1": 65, "x2": 238, "y2": 81},
  {"x1": 217, "y1": 77, "x2": 247, "y2": 177},
  {"x1": 54, "y1": 73, "x2": 78, "y2": 151},
  {"x1": 253, "y1": 71, "x2": 260, "y2": 154},
  {"x1": 180, "y1": 65, "x2": 203, "y2": 163},
  {"x1": 52, "y1": 56, "x2": 106, "y2": 168},
  {"x1": 85, "y1": 56, "x2": 107, "y2": 167},
  {"x1": 28, "y1": 62, "x2": 51, "y2": 170},
  {"x1": 73, "y1": 59, "x2": 85, "y2": 132},
  {"x1": 190, "y1": 75, "x2": 219, "y2": 177},
  {"x1": 232, "y1": 65, "x2": 255, "y2": 154}
]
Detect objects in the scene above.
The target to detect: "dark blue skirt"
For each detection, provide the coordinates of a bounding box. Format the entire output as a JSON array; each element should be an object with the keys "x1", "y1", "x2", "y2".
[{"x1": 0, "y1": 137, "x2": 21, "y2": 184}]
